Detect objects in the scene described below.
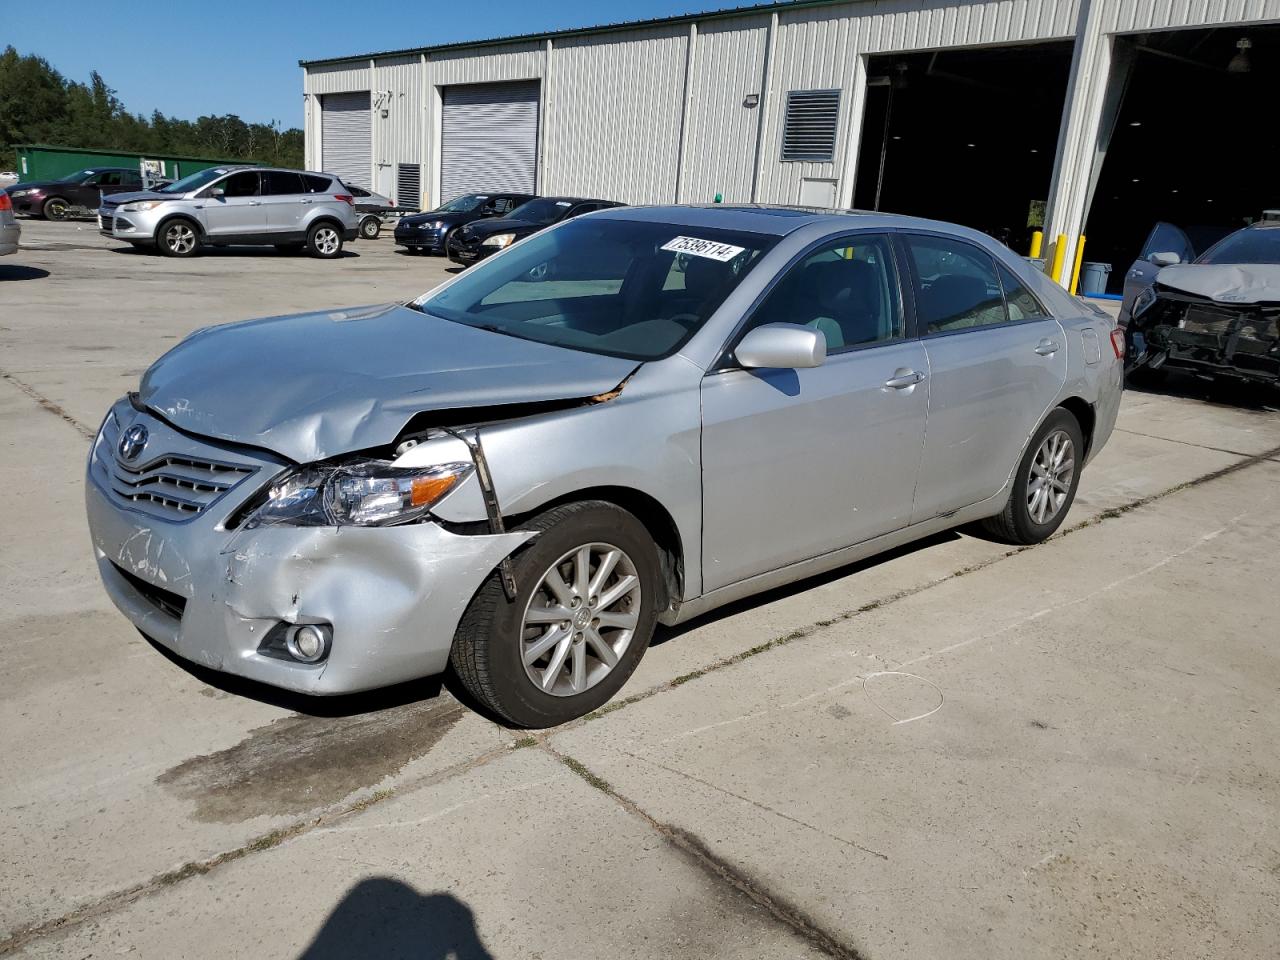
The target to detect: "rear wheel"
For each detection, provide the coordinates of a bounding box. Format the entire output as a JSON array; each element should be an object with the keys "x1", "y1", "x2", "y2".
[
  {"x1": 42, "y1": 197, "x2": 71, "y2": 221},
  {"x1": 359, "y1": 215, "x2": 381, "y2": 240},
  {"x1": 307, "y1": 221, "x2": 343, "y2": 259},
  {"x1": 981, "y1": 408, "x2": 1084, "y2": 545},
  {"x1": 450, "y1": 501, "x2": 661, "y2": 728},
  {"x1": 158, "y1": 219, "x2": 200, "y2": 257}
]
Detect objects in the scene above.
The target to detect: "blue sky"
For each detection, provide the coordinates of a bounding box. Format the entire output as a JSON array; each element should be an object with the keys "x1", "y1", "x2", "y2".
[{"x1": 5, "y1": 0, "x2": 766, "y2": 130}]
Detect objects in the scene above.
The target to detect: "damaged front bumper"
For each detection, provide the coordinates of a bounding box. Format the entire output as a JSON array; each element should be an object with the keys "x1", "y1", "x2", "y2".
[
  {"x1": 1127, "y1": 290, "x2": 1280, "y2": 385},
  {"x1": 86, "y1": 400, "x2": 533, "y2": 694}
]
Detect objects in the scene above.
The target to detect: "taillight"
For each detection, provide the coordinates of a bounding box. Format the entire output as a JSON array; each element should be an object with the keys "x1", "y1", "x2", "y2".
[
  {"x1": 0, "y1": 192, "x2": 11, "y2": 212},
  {"x1": 335, "y1": 194, "x2": 354, "y2": 205},
  {"x1": 1110, "y1": 327, "x2": 1125, "y2": 358}
]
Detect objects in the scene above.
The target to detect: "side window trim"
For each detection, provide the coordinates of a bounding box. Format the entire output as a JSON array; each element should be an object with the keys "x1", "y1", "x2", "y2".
[
  {"x1": 902, "y1": 230, "x2": 1051, "y2": 339},
  {"x1": 712, "y1": 229, "x2": 908, "y2": 370},
  {"x1": 993, "y1": 259, "x2": 1052, "y2": 322}
]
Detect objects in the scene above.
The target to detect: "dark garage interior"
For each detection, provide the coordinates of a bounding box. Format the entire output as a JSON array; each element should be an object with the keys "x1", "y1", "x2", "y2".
[
  {"x1": 853, "y1": 42, "x2": 1073, "y2": 255},
  {"x1": 1084, "y1": 25, "x2": 1280, "y2": 291}
]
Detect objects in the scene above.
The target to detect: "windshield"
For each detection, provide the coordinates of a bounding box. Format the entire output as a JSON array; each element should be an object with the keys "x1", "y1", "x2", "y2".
[
  {"x1": 1198, "y1": 228, "x2": 1280, "y2": 265},
  {"x1": 508, "y1": 198, "x2": 576, "y2": 224},
  {"x1": 158, "y1": 168, "x2": 229, "y2": 194},
  {"x1": 436, "y1": 194, "x2": 488, "y2": 213},
  {"x1": 412, "y1": 218, "x2": 777, "y2": 360}
]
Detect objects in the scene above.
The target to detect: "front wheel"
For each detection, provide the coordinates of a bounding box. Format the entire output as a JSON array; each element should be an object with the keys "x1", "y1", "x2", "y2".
[
  {"x1": 359, "y1": 215, "x2": 381, "y2": 240},
  {"x1": 307, "y1": 222, "x2": 343, "y2": 259},
  {"x1": 450, "y1": 501, "x2": 661, "y2": 728},
  {"x1": 981, "y1": 408, "x2": 1084, "y2": 544},
  {"x1": 158, "y1": 219, "x2": 200, "y2": 257},
  {"x1": 42, "y1": 197, "x2": 71, "y2": 221}
]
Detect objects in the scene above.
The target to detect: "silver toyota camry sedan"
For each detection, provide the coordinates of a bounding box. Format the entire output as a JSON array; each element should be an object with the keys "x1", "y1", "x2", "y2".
[{"x1": 86, "y1": 205, "x2": 1123, "y2": 726}]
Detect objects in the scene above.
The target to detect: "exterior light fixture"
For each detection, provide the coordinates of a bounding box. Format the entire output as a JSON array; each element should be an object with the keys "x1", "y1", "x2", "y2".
[{"x1": 743, "y1": 93, "x2": 759, "y2": 108}]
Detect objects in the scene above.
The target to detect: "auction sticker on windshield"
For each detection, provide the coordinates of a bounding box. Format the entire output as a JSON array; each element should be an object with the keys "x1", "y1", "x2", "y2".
[{"x1": 661, "y1": 236, "x2": 746, "y2": 262}]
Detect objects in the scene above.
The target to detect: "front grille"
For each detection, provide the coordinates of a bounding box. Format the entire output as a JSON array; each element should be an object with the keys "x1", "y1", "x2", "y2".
[
  {"x1": 95, "y1": 414, "x2": 259, "y2": 522},
  {"x1": 111, "y1": 561, "x2": 187, "y2": 619}
]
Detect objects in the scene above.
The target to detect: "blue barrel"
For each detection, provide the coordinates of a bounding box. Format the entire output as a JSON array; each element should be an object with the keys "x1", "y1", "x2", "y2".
[{"x1": 1081, "y1": 262, "x2": 1112, "y2": 296}]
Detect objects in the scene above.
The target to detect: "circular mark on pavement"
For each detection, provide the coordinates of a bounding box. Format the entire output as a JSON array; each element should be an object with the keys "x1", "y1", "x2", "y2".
[{"x1": 861, "y1": 671, "x2": 945, "y2": 725}]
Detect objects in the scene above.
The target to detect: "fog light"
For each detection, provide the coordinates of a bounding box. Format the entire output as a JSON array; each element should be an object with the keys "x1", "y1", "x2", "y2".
[{"x1": 285, "y1": 624, "x2": 331, "y2": 663}]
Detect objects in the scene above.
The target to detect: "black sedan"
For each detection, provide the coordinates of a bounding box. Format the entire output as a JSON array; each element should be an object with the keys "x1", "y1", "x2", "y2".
[
  {"x1": 447, "y1": 197, "x2": 625, "y2": 267},
  {"x1": 6, "y1": 167, "x2": 145, "y2": 220},
  {"x1": 394, "y1": 192, "x2": 532, "y2": 255}
]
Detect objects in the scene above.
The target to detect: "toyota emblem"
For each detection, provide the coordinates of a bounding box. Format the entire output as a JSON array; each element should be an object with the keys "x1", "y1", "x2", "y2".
[{"x1": 118, "y1": 424, "x2": 149, "y2": 462}]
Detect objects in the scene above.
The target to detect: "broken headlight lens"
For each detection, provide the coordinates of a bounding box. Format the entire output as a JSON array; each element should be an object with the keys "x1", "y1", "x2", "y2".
[
  {"x1": 245, "y1": 460, "x2": 473, "y2": 528},
  {"x1": 1131, "y1": 285, "x2": 1158, "y2": 319}
]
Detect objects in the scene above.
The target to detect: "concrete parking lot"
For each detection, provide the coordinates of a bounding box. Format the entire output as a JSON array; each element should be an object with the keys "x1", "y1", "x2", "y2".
[{"x1": 2, "y1": 219, "x2": 1279, "y2": 959}]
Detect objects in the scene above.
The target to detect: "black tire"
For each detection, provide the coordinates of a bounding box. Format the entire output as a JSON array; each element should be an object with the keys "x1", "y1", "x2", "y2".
[
  {"x1": 450, "y1": 501, "x2": 661, "y2": 728},
  {"x1": 157, "y1": 218, "x2": 201, "y2": 258},
  {"x1": 306, "y1": 221, "x2": 343, "y2": 259},
  {"x1": 359, "y1": 215, "x2": 381, "y2": 240},
  {"x1": 442, "y1": 227, "x2": 459, "y2": 257},
  {"x1": 42, "y1": 196, "x2": 71, "y2": 221},
  {"x1": 981, "y1": 408, "x2": 1084, "y2": 545}
]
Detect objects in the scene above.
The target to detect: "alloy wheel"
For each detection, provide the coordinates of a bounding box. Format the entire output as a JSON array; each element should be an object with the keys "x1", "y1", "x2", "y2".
[
  {"x1": 314, "y1": 227, "x2": 339, "y2": 256},
  {"x1": 520, "y1": 542, "x2": 641, "y2": 697},
  {"x1": 1027, "y1": 429, "x2": 1075, "y2": 524},
  {"x1": 164, "y1": 223, "x2": 196, "y2": 255}
]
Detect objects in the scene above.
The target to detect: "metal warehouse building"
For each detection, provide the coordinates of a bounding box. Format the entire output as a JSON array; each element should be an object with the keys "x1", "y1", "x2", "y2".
[{"x1": 301, "y1": 0, "x2": 1280, "y2": 288}]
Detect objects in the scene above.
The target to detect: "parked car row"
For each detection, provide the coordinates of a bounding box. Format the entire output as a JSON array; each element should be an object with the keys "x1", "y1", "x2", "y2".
[{"x1": 394, "y1": 193, "x2": 624, "y2": 267}]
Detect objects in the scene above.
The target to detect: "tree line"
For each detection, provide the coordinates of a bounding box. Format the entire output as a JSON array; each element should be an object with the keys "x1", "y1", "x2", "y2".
[{"x1": 0, "y1": 46, "x2": 303, "y2": 172}]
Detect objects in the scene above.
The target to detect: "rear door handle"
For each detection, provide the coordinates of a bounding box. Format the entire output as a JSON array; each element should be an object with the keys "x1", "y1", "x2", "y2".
[
  {"x1": 248, "y1": 200, "x2": 262, "y2": 206},
  {"x1": 1035, "y1": 338, "x2": 1060, "y2": 356},
  {"x1": 884, "y1": 369, "x2": 926, "y2": 389}
]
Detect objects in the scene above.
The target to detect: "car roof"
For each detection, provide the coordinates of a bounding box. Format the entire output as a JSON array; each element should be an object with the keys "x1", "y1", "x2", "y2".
[{"x1": 593, "y1": 203, "x2": 993, "y2": 240}]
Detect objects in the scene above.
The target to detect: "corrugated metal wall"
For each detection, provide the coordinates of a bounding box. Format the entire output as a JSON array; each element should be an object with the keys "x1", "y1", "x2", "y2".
[
  {"x1": 305, "y1": 0, "x2": 1280, "y2": 214},
  {"x1": 543, "y1": 26, "x2": 689, "y2": 204},
  {"x1": 680, "y1": 16, "x2": 769, "y2": 204}
]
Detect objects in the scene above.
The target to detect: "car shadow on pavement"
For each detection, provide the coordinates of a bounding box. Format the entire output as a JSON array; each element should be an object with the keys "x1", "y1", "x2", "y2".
[
  {"x1": 108, "y1": 245, "x2": 361, "y2": 259},
  {"x1": 298, "y1": 879, "x2": 494, "y2": 960},
  {"x1": 1127, "y1": 371, "x2": 1279, "y2": 412},
  {"x1": 142, "y1": 633, "x2": 448, "y2": 718},
  {"x1": 0, "y1": 264, "x2": 50, "y2": 280},
  {"x1": 652, "y1": 528, "x2": 963, "y2": 647}
]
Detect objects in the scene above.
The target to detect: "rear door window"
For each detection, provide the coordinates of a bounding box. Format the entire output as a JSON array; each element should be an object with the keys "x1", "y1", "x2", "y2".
[
  {"x1": 904, "y1": 235, "x2": 1008, "y2": 333},
  {"x1": 995, "y1": 262, "x2": 1049, "y2": 321},
  {"x1": 261, "y1": 171, "x2": 306, "y2": 195}
]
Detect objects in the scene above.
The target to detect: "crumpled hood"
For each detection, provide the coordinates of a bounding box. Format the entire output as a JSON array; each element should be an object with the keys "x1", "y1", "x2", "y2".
[
  {"x1": 464, "y1": 217, "x2": 542, "y2": 239},
  {"x1": 1156, "y1": 263, "x2": 1280, "y2": 305},
  {"x1": 139, "y1": 303, "x2": 638, "y2": 463},
  {"x1": 101, "y1": 189, "x2": 168, "y2": 207}
]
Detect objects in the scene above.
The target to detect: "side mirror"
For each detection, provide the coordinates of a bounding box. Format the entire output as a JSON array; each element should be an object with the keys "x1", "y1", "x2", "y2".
[
  {"x1": 209, "y1": 187, "x2": 226, "y2": 199},
  {"x1": 1148, "y1": 251, "x2": 1180, "y2": 267},
  {"x1": 735, "y1": 323, "x2": 826, "y2": 370}
]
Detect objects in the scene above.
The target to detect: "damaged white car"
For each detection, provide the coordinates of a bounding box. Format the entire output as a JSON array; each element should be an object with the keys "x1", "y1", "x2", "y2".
[
  {"x1": 86, "y1": 206, "x2": 1122, "y2": 726},
  {"x1": 1121, "y1": 217, "x2": 1280, "y2": 388}
]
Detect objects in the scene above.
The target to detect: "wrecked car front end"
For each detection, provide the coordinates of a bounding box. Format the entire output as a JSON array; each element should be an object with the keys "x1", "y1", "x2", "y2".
[
  {"x1": 87, "y1": 397, "x2": 536, "y2": 693},
  {"x1": 1125, "y1": 266, "x2": 1280, "y2": 386}
]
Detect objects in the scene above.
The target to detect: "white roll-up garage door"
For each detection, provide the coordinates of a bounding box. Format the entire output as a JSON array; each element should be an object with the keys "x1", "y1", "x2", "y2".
[
  {"x1": 321, "y1": 91, "x2": 371, "y2": 189},
  {"x1": 440, "y1": 81, "x2": 539, "y2": 202}
]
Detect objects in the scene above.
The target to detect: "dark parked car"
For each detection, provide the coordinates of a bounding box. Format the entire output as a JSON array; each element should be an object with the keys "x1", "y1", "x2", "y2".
[
  {"x1": 394, "y1": 192, "x2": 533, "y2": 255},
  {"x1": 6, "y1": 167, "x2": 144, "y2": 220},
  {"x1": 447, "y1": 197, "x2": 625, "y2": 266}
]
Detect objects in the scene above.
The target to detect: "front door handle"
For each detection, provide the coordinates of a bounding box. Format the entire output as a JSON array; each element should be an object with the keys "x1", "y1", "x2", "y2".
[
  {"x1": 248, "y1": 200, "x2": 262, "y2": 206},
  {"x1": 884, "y1": 369, "x2": 926, "y2": 389},
  {"x1": 1035, "y1": 338, "x2": 1060, "y2": 356},
  {"x1": 300, "y1": 198, "x2": 313, "y2": 204}
]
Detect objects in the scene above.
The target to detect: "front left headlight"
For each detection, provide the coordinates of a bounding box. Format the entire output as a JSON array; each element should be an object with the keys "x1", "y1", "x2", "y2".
[
  {"x1": 121, "y1": 200, "x2": 164, "y2": 212},
  {"x1": 1131, "y1": 284, "x2": 1158, "y2": 318},
  {"x1": 245, "y1": 459, "x2": 474, "y2": 528},
  {"x1": 9, "y1": 189, "x2": 31, "y2": 198},
  {"x1": 481, "y1": 233, "x2": 516, "y2": 249}
]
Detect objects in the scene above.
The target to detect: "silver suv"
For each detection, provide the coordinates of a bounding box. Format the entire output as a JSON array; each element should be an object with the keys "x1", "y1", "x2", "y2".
[{"x1": 98, "y1": 166, "x2": 359, "y2": 259}]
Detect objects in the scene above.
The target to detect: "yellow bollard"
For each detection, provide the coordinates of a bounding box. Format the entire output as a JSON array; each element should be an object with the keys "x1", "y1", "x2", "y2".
[
  {"x1": 1069, "y1": 235, "x2": 1086, "y2": 295},
  {"x1": 1029, "y1": 230, "x2": 1043, "y2": 259},
  {"x1": 1049, "y1": 234, "x2": 1067, "y2": 283}
]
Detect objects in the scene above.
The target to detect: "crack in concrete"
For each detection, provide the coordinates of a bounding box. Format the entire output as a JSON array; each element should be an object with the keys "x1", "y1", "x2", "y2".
[
  {"x1": 1112, "y1": 426, "x2": 1265, "y2": 459},
  {"x1": 8, "y1": 440, "x2": 1280, "y2": 954},
  {"x1": 0, "y1": 370, "x2": 95, "y2": 440},
  {"x1": 549, "y1": 744, "x2": 871, "y2": 960}
]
